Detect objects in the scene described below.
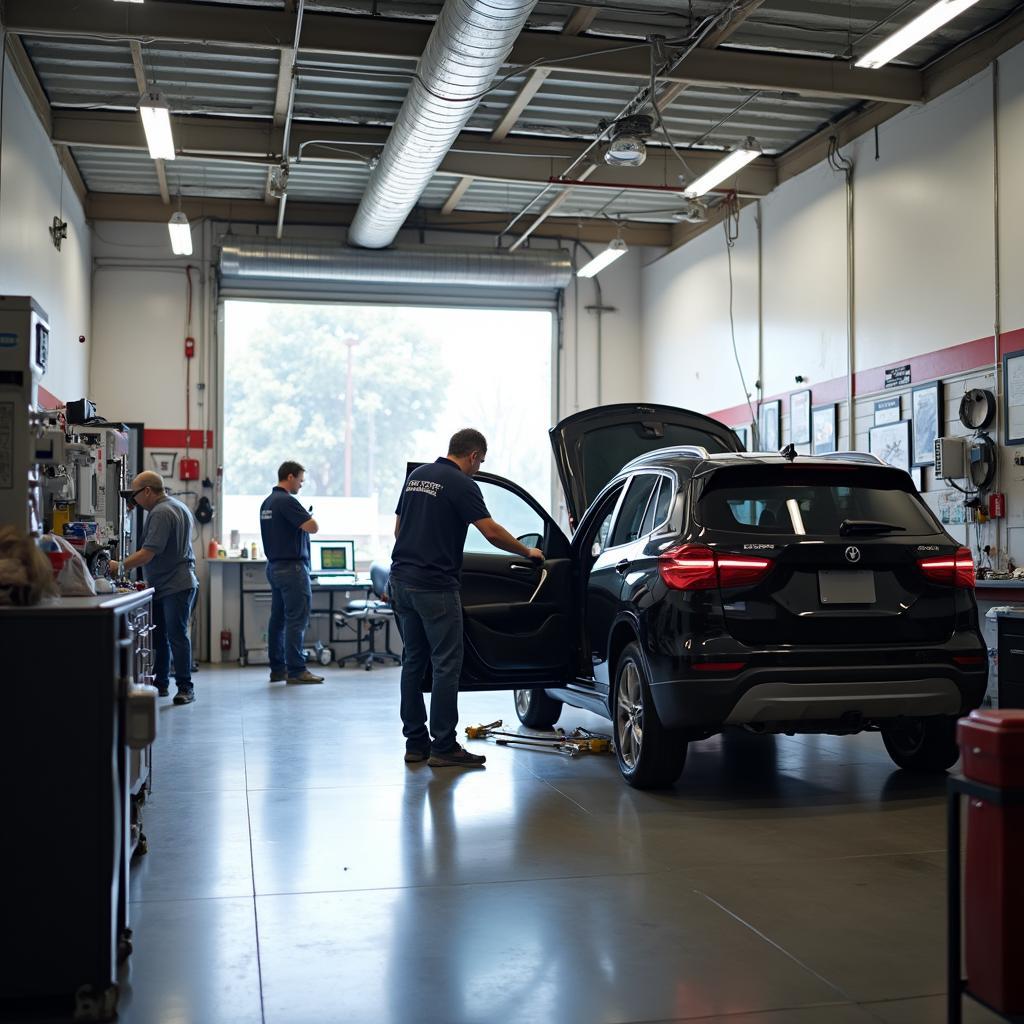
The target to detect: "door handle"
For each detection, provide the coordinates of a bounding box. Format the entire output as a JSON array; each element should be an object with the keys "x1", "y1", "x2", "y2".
[
  {"x1": 510, "y1": 562, "x2": 539, "y2": 571},
  {"x1": 615, "y1": 559, "x2": 631, "y2": 575}
]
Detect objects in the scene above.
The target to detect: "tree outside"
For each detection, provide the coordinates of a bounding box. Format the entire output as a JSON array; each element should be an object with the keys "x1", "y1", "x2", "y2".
[{"x1": 225, "y1": 303, "x2": 448, "y2": 504}]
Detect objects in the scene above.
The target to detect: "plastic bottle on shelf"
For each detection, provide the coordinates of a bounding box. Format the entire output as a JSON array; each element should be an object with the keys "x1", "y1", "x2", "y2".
[
  {"x1": 251, "y1": 542, "x2": 258, "y2": 560},
  {"x1": 207, "y1": 538, "x2": 219, "y2": 559}
]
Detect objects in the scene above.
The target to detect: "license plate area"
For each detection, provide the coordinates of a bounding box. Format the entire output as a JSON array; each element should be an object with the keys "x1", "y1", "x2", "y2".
[{"x1": 818, "y1": 570, "x2": 876, "y2": 605}]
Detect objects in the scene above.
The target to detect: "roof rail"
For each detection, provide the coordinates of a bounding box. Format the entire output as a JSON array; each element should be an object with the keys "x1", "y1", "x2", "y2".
[
  {"x1": 819, "y1": 451, "x2": 888, "y2": 467},
  {"x1": 622, "y1": 445, "x2": 709, "y2": 472}
]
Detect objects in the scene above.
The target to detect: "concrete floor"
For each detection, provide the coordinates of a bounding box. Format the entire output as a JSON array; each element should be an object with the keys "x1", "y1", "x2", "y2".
[{"x1": 119, "y1": 665, "x2": 1000, "y2": 1024}]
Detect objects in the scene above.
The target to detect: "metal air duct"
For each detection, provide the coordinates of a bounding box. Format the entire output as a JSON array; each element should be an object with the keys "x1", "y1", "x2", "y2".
[
  {"x1": 219, "y1": 239, "x2": 573, "y2": 289},
  {"x1": 347, "y1": 0, "x2": 540, "y2": 249}
]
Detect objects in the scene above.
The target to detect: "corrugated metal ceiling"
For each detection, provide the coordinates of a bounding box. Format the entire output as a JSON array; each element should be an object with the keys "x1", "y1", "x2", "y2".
[{"x1": 19, "y1": 0, "x2": 1024, "y2": 226}]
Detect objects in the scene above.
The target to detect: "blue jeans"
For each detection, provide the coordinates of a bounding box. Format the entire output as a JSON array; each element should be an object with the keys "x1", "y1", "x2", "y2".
[
  {"x1": 267, "y1": 561, "x2": 312, "y2": 676},
  {"x1": 153, "y1": 586, "x2": 198, "y2": 692},
  {"x1": 389, "y1": 580, "x2": 463, "y2": 754}
]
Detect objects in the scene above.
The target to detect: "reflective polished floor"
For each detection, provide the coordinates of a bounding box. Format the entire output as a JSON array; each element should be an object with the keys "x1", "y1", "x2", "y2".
[{"x1": 120, "y1": 665, "x2": 1000, "y2": 1024}]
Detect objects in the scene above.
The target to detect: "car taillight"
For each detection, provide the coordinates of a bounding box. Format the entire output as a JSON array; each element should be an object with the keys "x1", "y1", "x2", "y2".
[
  {"x1": 917, "y1": 547, "x2": 975, "y2": 588},
  {"x1": 658, "y1": 544, "x2": 773, "y2": 591}
]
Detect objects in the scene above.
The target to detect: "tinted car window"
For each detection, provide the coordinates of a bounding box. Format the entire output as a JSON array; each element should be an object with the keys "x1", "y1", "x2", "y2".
[
  {"x1": 653, "y1": 477, "x2": 673, "y2": 526},
  {"x1": 639, "y1": 478, "x2": 662, "y2": 537},
  {"x1": 610, "y1": 475, "x2": 660, "y2": 547},
  {"x1": 696, "y1": 466, "x2": 938, "y2": 537}
]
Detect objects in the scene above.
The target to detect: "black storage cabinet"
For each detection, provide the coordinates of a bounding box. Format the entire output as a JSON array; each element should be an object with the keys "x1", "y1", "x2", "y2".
[
  {"x1": 997, "y1": 608, "x2": 1024, "y2": 708},
  {"x1": 0, "y1": 590, "x2": 154, "y2": 1022}
]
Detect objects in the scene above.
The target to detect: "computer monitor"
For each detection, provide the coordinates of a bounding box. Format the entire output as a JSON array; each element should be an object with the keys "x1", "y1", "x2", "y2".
[{"x1": 310, "y1": 539, "x2": 356, "y2": 575}]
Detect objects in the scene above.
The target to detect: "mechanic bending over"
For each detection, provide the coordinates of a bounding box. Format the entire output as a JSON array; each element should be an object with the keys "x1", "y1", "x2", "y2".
[{"x1": 389, "y1": 428, "x2": 544, "y2": 769}]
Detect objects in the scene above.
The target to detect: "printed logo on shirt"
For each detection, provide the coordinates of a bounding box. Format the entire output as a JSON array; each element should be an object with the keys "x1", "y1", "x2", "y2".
[
  {"x1": 261, "y1": 509, "x2": 273, "y2": 520},
  {"x1": 406, "y1": 479, "x2": 443, "y2": 498}
]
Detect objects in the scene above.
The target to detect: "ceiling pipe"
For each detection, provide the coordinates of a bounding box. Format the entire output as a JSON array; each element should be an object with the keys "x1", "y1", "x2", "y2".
[
  {"x1": 219, "y1": 239, "x2": 573, "y2": 289},
  {"x1": 348, "y1": 0, "x2": 541, "y2": 249}
]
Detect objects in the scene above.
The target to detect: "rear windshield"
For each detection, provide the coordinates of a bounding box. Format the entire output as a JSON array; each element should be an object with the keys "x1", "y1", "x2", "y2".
[
  {"x1": 582, "y1": 423, "x2": 733, "y2": 508},
  {"x1": 696, "y1": 466, "x2": 939, "y2": 537}
]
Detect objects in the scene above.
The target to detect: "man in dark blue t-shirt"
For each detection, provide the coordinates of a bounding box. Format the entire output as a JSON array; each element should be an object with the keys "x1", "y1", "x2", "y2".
[
  {"x1": 260, "y1": 460, "x2": 323, "y2": 684},
  {"x1": 391, "y1": 428, "x2": 543, "y2": 768}
]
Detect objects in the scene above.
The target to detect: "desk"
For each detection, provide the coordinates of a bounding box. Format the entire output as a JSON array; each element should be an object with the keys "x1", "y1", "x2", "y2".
[{"x1": 207, "y1": 559, "x2": 396, "y2": 665}]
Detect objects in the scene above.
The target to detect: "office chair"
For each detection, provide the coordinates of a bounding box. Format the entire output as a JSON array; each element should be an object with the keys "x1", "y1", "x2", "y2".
[{"x1": 335, "y1": 562, "x2": 402, "y2": 671}]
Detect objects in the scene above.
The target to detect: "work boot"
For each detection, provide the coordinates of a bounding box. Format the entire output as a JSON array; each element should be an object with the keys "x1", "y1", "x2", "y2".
[
  {"x1": 155, "y1": 683, "x2": 170, "y2": 697},
  {"x1": 404, "y1": 748, "x2": 430, "y2": 764},
  {"x1": 269, "y1": 671, "x2": 287, "y2": 682},
  {"x1": 287, "y1": 670, "x2": 324, "y2": 684},
  {"x1": 428, "y1": 744, "x2": 486, "y2": 768},
  {"x1": 172, "y1": 688, "x2": 195, "y2": 705}
]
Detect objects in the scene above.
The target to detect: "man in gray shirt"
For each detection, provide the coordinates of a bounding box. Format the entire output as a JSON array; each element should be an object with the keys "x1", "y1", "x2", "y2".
[{"x1": 110, "y1": 471, "x2": 200, "y2": 704}]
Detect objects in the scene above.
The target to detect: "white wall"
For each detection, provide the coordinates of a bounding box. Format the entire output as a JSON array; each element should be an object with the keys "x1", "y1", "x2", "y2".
[
  {"x1": 0, "y1": 58, "x2": 90, "y2": 405},
  {"x1": 640, "y1": 40, "x2": 1024, "y2": 569}
]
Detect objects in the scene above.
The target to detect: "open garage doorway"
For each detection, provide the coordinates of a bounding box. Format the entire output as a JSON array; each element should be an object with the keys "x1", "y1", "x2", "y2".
[{"x1": 222, "y1": 300, "x2": 555, "y2": 567}]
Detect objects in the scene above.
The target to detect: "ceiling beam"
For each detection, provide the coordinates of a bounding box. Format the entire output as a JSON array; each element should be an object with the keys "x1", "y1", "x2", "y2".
[
  {"x1": 52, "y1": 111, "x2": 778, "y2": 196},
  {"x1": 82, "y1": 192, "x2": 674, "y2": 246},
  {"x1": 5, "y1": 0, "x2": 923, "y2": 104},
  {"x1": 273, "y1": 48, "x2": 295, "y2": 128},
  {"x1": 440, "y1": 177, "x2": 475, "y2": 216}
]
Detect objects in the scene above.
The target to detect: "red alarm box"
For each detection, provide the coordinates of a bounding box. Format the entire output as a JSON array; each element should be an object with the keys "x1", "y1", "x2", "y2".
[
  {"x1": 179, "y1": 457, "x2": 200, "y2": 481},
  {"x1": 990, "y1": 493, "x2": 1006, "y2": 519},
  {"x1": 959, "y1": 710, "x2": 1024, "y2": 1013}
]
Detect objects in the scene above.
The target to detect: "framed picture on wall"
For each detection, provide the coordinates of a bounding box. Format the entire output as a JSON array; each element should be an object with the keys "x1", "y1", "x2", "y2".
[
  {"x1": 874, "y1": 396, "x2": 901, "y2": 426},
  {"x1": 911, "y1": 380, "x2": 943, "y2": 466},
  {"x1": 759, "y1": 400, "x2": 781, "y2": 453},
  {"x1": 910, "y1": 466, "x2": 924, "y2": 491},
  {"x1": 790, "y1": 389, "x2": 811, "y2": 446},
  {"x1": 812, "y1": 404, "x2": 837, "y2": 454},
  {"x1": 869, "y1": 420, "x2": 911, "y2": 472},
  {"x1": 1003, "y1": 349, "x2": 1024, "y2": 445},
  {"x1": 733, "y1": 425, "x2": 749, "y2": 451}
]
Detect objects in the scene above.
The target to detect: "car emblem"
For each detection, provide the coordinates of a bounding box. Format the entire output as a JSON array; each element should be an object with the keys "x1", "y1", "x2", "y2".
[{"x1": 844, "y1": 546, "x2": 861, "y2": 564}]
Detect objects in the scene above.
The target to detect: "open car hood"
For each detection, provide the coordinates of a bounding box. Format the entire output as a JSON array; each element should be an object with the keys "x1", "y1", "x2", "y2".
[{"x1": 549, "y1": 403, "x2": 743, "y2": 526}]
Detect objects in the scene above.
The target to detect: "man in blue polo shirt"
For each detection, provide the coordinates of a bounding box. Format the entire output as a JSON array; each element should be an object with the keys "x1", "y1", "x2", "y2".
[
  {"x1": 260, "y1": 461, "x2": 323, "y2": 684},
  {"x1": 391, "y1": 428, "x2": 543, "y2": 768}
]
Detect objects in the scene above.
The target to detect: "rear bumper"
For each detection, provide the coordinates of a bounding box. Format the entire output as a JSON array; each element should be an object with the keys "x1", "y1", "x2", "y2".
[{"x1": 650, "y1": 660, "x2": 987, "y2": 731}]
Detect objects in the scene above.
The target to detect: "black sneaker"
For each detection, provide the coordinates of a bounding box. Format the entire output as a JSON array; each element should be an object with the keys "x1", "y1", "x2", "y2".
[
  {"x1": 428, "y1": 744, "x2": 486, "y2": 768},
  {"x1": 173, "y1": 689, "x2": 195, "y2": 705},
  {"x1": 404, "y1": 748, "x2": 430, "y2": 764}
]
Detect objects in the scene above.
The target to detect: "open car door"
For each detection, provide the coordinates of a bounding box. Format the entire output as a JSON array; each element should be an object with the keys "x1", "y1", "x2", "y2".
[{"x1": 458, "y1": 472, "x2": 576, "y2": 691}]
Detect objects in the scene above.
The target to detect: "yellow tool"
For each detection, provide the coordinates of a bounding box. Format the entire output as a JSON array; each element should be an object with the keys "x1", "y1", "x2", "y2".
[
  {"x1": 465, "y1": 720, "x2": 503, "y2": 739},
  {"x1": 466, "y1": 721, "x2": 611, "y2": 755}
]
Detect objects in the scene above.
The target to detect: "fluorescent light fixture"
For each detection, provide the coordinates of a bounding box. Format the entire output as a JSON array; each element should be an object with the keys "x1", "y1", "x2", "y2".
[
  {"x1": 168, "y1": 212, "x2": 193, "y2": 256},
  {"x1": 683, "y1": 139, "x2": 761, "y2": 198},
  {"x1": 138, "y1": 90, "x2": 176, "y2": 160},
  {"x1": 855, "y1": 0, "x2": 982, "y2": 69},
  {"x1": 577, "y1": 238, "x2": 628, "y2": 278},
  {"x1": 114, "y1": 1, "x2": 144, "y2": 4}
]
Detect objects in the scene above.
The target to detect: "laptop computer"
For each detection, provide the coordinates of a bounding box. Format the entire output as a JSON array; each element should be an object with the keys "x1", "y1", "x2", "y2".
[{"x1": 310, "y1": 539, "x2": 356, "y2": 579}]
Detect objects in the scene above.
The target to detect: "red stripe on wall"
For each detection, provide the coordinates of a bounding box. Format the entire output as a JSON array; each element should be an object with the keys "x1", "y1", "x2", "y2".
[
  {"x1": 37, "y1": 385, "x2": 61, "y2": 410},
  {"x1": 713, "y1": 328, "x2": 1024, "y2": 425},
  {"x1": 144, "y1": 429, "x2": 214, "y2": 449}
]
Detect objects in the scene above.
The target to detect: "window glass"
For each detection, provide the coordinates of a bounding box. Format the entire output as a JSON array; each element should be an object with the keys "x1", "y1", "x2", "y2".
[
  {"x1": 610, "y1": 475, "x2": 660, "y2": 547},
  {"x1": 653, "y1": 477, "x2": 674, "y2": 526},
  {"x1": 638, "y1": 478, "x2": 662, "y2": 537},
  {"x1": 464, "y1": 479, "x2": 545, "y2": 553},
  {"x1": 697, "y1": 467, "x2": 937, "y2": 537}
]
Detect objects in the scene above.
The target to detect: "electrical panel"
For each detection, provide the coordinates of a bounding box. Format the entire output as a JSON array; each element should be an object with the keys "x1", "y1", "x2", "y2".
[{"x1": 935, "y1": 436, "x2": 966, "y2": 480}]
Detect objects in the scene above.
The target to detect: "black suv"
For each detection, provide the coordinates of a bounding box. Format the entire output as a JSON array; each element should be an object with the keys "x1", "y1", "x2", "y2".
[{"x1": 453, "y1": 404, "x2": 987, "y2": 788}]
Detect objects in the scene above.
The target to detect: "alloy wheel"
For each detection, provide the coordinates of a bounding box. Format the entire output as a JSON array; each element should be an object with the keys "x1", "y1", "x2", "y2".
[
  {"x1": 514, "y1": 689, "x2": 531, "y2": 717},
  {"x1": 616, "y1": 661, "x2": 644, "y2": 770}
]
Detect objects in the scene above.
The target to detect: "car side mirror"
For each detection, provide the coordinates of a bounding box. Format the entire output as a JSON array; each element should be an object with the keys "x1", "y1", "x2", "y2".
[{"x1": 517, "y1": 532, "x2": 542, "y2": 549}]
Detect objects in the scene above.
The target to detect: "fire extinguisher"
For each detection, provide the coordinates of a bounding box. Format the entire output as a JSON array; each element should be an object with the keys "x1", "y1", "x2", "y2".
[{"x1": 220, "y1": 630, "x2": 232, "y2": 651}]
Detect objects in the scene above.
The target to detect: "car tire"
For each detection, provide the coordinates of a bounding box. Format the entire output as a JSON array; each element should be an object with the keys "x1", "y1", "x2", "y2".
[
  {"x1": 881, "y1": 715, "x2": 960, "y2": 772},
  {"x1": 613, "y1": 642, "x2": 687, "y2": 789},
  {"x1": 514, "y1": 688, "x2": 563, "y2": 729}
]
